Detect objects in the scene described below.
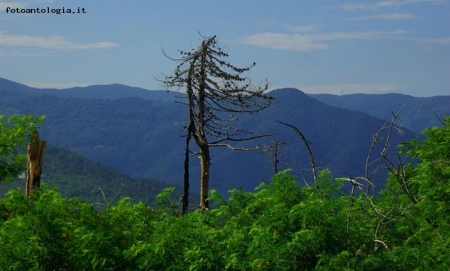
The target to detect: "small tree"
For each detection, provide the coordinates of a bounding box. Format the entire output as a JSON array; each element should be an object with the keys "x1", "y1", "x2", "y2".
[{"x1": 162, "y1": 35, "x2": 273, "y2": 210}]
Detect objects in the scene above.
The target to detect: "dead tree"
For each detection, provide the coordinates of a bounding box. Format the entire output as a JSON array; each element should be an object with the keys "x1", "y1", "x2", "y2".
[
  {"x1": 260, "y1": 139, "x2": 286, "y2": 174},
  {"x1": 345, "y1": 108, "x2": 421, "y2": 253},
  {"x1": 276, "y1": 120, "x2": 318, "y2": 185},
  {"x1": 26, "y1": 127, "x2": 47, "y2": 196},
  {"x1": 363, "y1": 107, "x2": 418, "y2": 201},
  {"x1": 181, "y1": 121, "x2": 193, "y2": 215},
  {"x1": 161, "y1": 35, "x2": 273, "y2": 210}
]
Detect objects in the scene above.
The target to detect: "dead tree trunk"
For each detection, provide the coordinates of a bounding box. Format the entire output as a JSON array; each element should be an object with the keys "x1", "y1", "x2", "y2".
[
  {"x1": 261, "y1": 139, "x2": 286, "y2": 175},
  {"x1": 181, "y1": 126, "x2": 192, "y2": 215},
  {"x1": 272, "y1": 139, "x2": 286, "y2": 174},
  {"x1": 26, "y1": 128, "x2": 47, "y2": 196},
  {"x1": 199, "y1": 143, "x2": 210, "y2": 210}
]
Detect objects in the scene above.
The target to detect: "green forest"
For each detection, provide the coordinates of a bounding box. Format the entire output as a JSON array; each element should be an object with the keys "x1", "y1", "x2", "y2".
[{"x1": 0, "y1": 113, "x2": 449, "y2": 270}]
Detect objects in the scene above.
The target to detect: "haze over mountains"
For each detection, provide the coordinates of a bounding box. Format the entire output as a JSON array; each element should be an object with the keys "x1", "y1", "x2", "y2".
[
  {"x1": 6, "y1": 76, "x2": 445, "y2": 134},
  {"x1": 1, "y1": 77, "x2": 449, "y2": 197},
  {"x1": 310, "y1": 93, "x2": 450, "y2": 134}
]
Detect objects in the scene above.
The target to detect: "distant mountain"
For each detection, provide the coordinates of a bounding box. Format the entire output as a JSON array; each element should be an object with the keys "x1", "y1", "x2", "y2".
[
  {"x1": 0, "y1": 77, "x2": 177, "y2": 102},
  {"x1": 0, "y1": 145, "x2": 191, "y2": 209},
  {"x1": 0, "y1": 77, "x2": 36, "y2": 95},
  {"x1": 310, "y1": 93, "x2": 450, "y2": 134},
  {"x1": 0, "y1": 77, "x2": 420, "y2": 195},
  {"x1": 40, "y1": 84, "x2": 178, "y2": 102}
]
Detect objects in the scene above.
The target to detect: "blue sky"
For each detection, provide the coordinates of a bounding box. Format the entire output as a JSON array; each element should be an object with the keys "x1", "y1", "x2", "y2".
[{"x1": 0, "y1": 0, "x2": 448, "y2": 96}]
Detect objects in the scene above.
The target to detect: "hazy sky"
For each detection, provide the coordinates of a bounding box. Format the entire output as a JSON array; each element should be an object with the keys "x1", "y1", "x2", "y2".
[{"x1": 0, "y1": 0, "x2": 448, "y2": 96}]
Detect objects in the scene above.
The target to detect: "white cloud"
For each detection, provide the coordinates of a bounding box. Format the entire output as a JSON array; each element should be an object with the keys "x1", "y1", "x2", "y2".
[
  {"x1": 283, "y1": 24, "x2": 322, "y2": 32},
  {"x1": 350, "y1": 13, "x2": 418, "y2": 20},
  {"x1": 262, "y1": 20, "x2": 325, "y2": 33},
  {"x1": 417, "y1": 37, "x2": 450, "y2": 45},
  {"x1": 238, "y1": 30, "x2": 407, "y2": 52},
  {"x1": 338, "y1": 0, "x2": 446, "y2": 11},
  {"x1": 238, "y1": 32, "x2": 328, "y2": 52},
  {"x1": 0, "y1": 32, "x2": 119, "y2": 50},
  {"x1": 26, "y1": 81, "x2": 89, "y2": 89},
  {"x1": 314, "y1": 30, "x2": 407, "y2": 40},
  {"x1": 281, "y1": 83, "x2": 405, "y2": 95}
]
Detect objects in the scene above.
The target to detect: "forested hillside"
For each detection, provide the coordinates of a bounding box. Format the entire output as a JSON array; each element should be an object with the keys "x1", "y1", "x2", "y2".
[
  {"x1": 311, "y1": 93, "x2": 450, "y2": 134},
  {"x1": 0, "y1": 78, "x2": 421, "y2": 194},
  {"x1": 0, "y1": 116, "x2": 449, "y2": 270},
  {"x1": 0, "y1": 145, "x2": 192, "y2": 209}
]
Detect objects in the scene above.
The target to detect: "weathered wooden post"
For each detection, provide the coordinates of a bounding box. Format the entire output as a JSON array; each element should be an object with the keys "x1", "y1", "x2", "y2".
[{"x1": 26, "y1": 127, "x2": 47, "y2": 196}]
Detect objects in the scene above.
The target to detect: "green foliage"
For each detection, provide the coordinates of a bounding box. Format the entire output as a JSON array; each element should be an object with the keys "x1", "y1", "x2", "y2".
[
  {"x1": 385, "y1": 116, "x2": 450, "y2": 270},
  {"x1": 0, "y1": 186, "x2": 155, "y2": 270},
  {"x1": 0, "y1": 118, "x2": 449, "y2": 270},
  {"x1": 0, "y1": 114, "x2": 44, "y2": 182}
]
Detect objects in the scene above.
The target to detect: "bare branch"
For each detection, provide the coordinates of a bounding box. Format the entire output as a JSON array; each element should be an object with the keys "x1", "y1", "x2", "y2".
[
  {"x1": 373, "y1": 240, "x2": 389, "y2": 252},
  {"x1": 208, "y1": 143, "x2": 265, "y2": 151},
  {"x1": 209, "y1": 133, "x2": 274, "y2": 145},
  {"x1": 364, "y1": 106, "x2": 406, "y2": 194},
  {"x1": 427, "y1": 105, "x2": 446, "y2": 126},
  {"x1": 276, "y1": 120, "x2": 317, "y2": 181}
]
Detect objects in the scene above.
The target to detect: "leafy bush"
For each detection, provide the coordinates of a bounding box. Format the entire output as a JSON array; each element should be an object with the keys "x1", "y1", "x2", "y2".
[{"x1": 0, "y1": 118, "x2": 449, "y2": 270}]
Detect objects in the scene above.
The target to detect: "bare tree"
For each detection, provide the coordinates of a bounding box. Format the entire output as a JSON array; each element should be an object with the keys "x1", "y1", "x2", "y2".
[
  {"x1": 276, "y1": 120, "x2": 318, "y2": 185},
  {"x1": 344, "y1": 108, "x2": 422, "y2": 253},
  {"x1": 363, "y1": 107, "x2": 418, "y2": 201},
  {"x1": 161, "y1": 35, "x2": 273, "y2": 210},
  {"x1": 260, "y1": 139, "x2": 287, "y2": 174}
]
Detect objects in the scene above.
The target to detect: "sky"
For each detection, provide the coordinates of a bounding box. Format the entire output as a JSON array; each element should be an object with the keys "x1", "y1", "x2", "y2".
[{"x1": 0, "y1": 0, "x2": 449, "y2": 97}]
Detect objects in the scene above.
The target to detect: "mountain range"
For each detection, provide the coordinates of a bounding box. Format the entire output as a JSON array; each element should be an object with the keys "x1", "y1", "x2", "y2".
[
  {"x1": 5, "y1": 77, "x2": 445, "y2": 134},
  {"x1": 310, "y1": 93, "x2": 450, "y2": 134},
  {"x1": 1, "y1": 77, "x2": 448, "y2": 197}
]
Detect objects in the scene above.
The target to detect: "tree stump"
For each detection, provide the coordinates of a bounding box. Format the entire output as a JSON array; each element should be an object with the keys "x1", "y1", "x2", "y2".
[{"x1": 26, "y1": 128, "x2": 47, "y2": 196}]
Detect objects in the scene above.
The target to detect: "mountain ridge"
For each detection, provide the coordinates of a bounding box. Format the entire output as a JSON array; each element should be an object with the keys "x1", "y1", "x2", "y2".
[
  {"x1": 2, "y1": 77, "x2": 445, "y2": 195},
  {"x1": 310, "y1": 92, "x2": 450, "y2": 133}
]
